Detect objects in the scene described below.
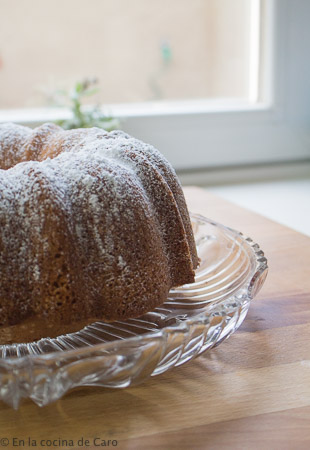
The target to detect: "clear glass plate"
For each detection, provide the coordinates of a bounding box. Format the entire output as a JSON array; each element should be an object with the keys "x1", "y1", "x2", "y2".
[{"x1": 0, "y1": 214, "x2": 268, "y2": 409}]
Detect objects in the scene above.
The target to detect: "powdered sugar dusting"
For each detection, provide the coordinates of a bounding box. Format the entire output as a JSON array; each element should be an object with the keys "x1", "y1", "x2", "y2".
[
  {"x1": 0, "y1": 125, "x2": 154, "y2": 262},
  {"x1": 0, "y1": 123, "x2": 32, "y2": 169},
  {"x1": 0, "y1": 123, "x2": 198, "y2": 329}
]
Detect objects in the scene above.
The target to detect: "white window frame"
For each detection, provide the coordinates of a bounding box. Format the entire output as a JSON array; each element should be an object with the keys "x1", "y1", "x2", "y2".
[{"x1": 0, "y1": 0, "x2": 309, "y2": 171}]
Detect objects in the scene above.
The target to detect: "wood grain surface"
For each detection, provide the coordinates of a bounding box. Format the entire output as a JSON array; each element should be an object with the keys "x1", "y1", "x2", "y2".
[{"x1": 0, "y1": 187, "x2": 309, "y2": 450}]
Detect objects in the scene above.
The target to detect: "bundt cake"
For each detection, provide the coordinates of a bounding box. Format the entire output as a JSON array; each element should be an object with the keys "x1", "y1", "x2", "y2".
[{"x1": 0, "y1": 122, "x2": 199, "y2": 343}]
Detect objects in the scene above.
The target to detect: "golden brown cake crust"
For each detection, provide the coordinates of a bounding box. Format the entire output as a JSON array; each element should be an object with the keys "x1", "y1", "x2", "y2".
[{"x1": 0, "y1": 123, "x2": 199, "y2": 343}]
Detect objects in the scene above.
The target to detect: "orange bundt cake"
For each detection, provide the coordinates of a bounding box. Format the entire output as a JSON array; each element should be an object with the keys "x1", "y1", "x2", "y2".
[{"x1": 0, "y1": 122, "x2": 199, "y2": 343}]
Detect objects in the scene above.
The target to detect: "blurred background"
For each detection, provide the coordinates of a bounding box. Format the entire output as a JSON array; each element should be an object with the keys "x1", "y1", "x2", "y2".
[
  {"x1": 0, "y1": 0, "x2": 309, "y2": 235},
  {"x1": 0, "y1": 0, "x2": 252, "y2": 107}
]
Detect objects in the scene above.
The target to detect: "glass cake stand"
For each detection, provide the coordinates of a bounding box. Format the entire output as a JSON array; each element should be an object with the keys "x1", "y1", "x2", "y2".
[{"x1": 0, "y1": 214, "x2": 268, "y2": 409}]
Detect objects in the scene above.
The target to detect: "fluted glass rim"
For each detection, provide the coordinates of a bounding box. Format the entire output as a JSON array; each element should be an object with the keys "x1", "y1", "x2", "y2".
[{"x1": 0, "y1": 213, "x2": 269, "y2": 408}]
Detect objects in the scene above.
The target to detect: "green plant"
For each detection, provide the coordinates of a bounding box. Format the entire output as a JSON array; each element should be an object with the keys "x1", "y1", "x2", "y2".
[{"x1": 54, "y1": 78, "x2": 119, "y2": 131}]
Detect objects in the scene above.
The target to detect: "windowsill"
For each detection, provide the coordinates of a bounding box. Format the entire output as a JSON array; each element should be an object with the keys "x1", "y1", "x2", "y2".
[
  {"x1": 207, "y1": 177, "x2": 310, "y2": 237},
  {"x1": 0, "y1": 99, "x2": 266, "y2": 124},
  {"x1": 178, "y1": 160, "x2": 310, "y2": 236}
]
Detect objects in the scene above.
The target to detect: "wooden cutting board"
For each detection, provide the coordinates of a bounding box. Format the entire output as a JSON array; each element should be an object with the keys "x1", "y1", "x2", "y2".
[{"x1": 0, "y1": 187, "x2": 309, "y2": 450}]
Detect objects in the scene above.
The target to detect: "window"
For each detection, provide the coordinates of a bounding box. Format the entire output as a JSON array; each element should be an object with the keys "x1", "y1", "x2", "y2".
[
  {"x1": 1, "y1": 0, "x2": 257, "y2": 107},
  {"x1": 0, "y1": 0, "x2": 309, "y2": 170}
]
